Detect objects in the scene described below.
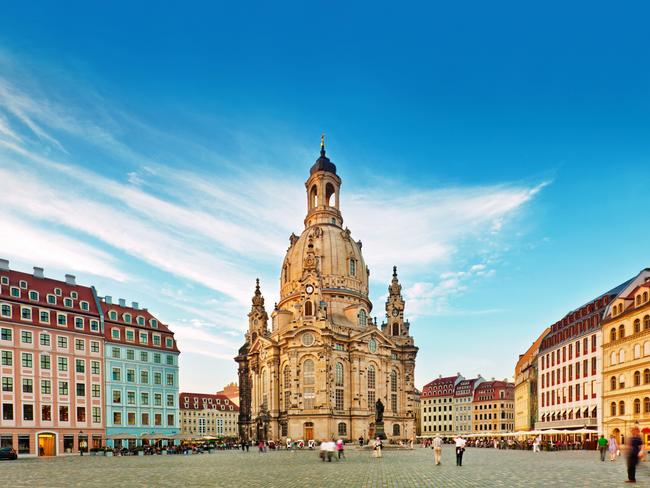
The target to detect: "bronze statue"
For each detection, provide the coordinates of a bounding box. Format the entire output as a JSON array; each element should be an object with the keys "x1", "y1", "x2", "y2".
[{"x1": 375, "y1": 399, "x2": 384, "y2": 423}]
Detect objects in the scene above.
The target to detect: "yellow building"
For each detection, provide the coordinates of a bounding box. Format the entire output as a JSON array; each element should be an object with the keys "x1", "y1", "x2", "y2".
[
  {"x1": 602, "y1": 269, "x2": 650, "y2": 448},
  {"x1": 471, "y1": 380, "x2": 515, "y2": 434},
  {"x1": 514, "y1": 328, "x2": 549, "y2": 431},
  {"x1": 179, "y1": 392, "x2": 239, "y2": 438},
  {"x1": 235, "y1": 141, "x2": 418, "y2": 443}
]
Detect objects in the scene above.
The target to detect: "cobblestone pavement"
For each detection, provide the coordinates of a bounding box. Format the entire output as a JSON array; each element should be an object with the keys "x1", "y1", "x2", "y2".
[{"x1": 1, "y1": 446, "x2": 648, "y2": 487}]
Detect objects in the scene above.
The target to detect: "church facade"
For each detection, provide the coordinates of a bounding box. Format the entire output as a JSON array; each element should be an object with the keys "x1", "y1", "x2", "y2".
[{"x1": 235, "y1": 141, "x2": 418, "y2": 443}]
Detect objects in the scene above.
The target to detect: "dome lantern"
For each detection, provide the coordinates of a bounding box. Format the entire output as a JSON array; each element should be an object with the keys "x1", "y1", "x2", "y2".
[{"x1": 304, "y1": 136, "x2": 343, "y2": 228}]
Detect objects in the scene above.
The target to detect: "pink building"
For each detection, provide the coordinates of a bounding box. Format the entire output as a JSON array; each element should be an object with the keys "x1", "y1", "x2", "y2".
[{"x1": 0, "y1": 260, "x2": 104, "y2": 456}]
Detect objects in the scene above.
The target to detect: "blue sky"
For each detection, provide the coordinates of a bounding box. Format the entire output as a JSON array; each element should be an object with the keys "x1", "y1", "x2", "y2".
[{"x1": 1, "y1": 2, "x2": 649, "y2": 392}]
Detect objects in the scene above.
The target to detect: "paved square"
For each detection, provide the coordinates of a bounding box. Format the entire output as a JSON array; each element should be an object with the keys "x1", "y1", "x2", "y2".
[{"x1": 0, "y1": 446, "x2": 646, "y2": 487}]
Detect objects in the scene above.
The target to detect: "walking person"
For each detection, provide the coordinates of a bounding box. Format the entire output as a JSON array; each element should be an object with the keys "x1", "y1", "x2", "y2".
[
  {"x1": 336, "y1": 438, "x2": 345, "y2": 459},
  {"x1": 625, "y1": 427, "x2": 645, "y2": 483},
  {"x1": 432, "y1": 435, "x2": 443, "y2": 465},
  {"x1": 454, "y1": 436, "x2": 466, "y2": 466},
  {"x1": 608, "y1": 435, "x2": 618, "y2": 462},
  {"x1": 598, "y1": 435, "x2": 608, "y2": 462},
  {"x1": 373, "y1": 437, "x2": 383, "y2": 458},
  {"x1": 533, "y1": 435, "x2": 541, "y2": 453}
]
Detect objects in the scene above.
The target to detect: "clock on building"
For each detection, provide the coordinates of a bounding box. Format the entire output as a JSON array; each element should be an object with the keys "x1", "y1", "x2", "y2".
[
  {"x1": 305, "y1": 284, "x2": 314, "y2": 295},
  {"x1": 392, "y1": 308, "x2": 399, "y2": 317}
]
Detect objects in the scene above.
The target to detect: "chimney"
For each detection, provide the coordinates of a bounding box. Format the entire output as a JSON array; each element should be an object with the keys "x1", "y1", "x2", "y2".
[
  {"x1": 132, "y1": 302, "x2": 139, "y2": 310},
  {"x1": 33, "y1": 267, "x2": 44, "y2": 279},
  {"x1": 0, "y1": 259, "x2": 8, "y2": 271},
  {"x1": 118, "y1": 298, "x2": 126, "y2": 307},
  {"x1": 105, "y1": 296, "x2": 112, "y2": 304},
  {"x1": 65, "y1": 274, "x2": 76, "y2": 285},
  {"x1": 491, "y1": 377, "x2": 495, "y2": 381}
]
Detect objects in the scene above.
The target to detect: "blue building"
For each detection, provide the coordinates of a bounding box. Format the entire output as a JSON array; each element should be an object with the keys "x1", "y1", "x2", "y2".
[{"x1": 100, "y1": 297, "x2": 180, "y2": 448}]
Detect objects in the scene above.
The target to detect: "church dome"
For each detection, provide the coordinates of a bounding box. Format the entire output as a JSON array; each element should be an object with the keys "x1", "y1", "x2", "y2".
[{"x1": 280, "y1": 223, "x2": 368, "y2": 302}]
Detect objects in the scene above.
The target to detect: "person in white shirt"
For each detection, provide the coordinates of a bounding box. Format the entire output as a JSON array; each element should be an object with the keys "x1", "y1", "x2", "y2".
[
  {"x1": 432, "y1": 435, "x2": 443, "y2": 465},
  {"x1": 454, "y1": 436, "x2": 467, "y2": 466},
  {"x1": 533, "y1": 435, "x2": 541, "y2": 453},
  {"x1": 373, "y1": 437, "x2": 383, "y2": 458}
]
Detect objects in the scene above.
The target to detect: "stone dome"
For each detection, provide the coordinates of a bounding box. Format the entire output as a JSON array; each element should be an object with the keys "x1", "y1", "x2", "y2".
[{"x1": 279, "y1": 223, "x2": 368, "y2": 303}]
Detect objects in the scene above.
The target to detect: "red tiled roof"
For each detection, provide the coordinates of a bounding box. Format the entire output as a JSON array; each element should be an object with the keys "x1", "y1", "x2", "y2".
[
  {"x1": 179, "y1": 392, "x2": 240, "y2": 412},
  {"x1": 473, "y1": 381, "x2": 514, "y2": 402},
  {"x1": 421, "y1": 375, "x2": 458, "y2": 398},
  {"x1": 0, "y1": 269, "x2": 102, "y2": 336}
]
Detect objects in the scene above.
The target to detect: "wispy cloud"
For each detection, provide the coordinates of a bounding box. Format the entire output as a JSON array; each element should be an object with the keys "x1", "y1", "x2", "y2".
[{"x1": 0, "y1": 60, "x2": 548, "y2": 388}]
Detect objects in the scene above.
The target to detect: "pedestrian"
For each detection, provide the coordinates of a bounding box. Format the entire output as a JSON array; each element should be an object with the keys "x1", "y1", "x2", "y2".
[
  {"x1": 454, "y1": 436, "x2": 466, "y2": 466},
  {"x1": 373, "y1": 437, "x2": 383, "y2": 458},
  {"x1": 625, "y1": 427, "x2": 645, "y2": 483},
  {"x1": 359, "y1": 436, "x2": 364, "y2": 447},
  {"x1": 533, "y1": 435, "x2": 541, "y2": 453},
  {"x1": 608, "y1": 435, "x2": 618, "y2": 462},
  {"x1": 432, "y1": 434, "x2": 443, "y2": 465},
  {"x1": 597, "y1": 435, "x2": 608, "y2": 462},
  {"x1": 336, "y1": 438, "x2": 345, "y2": 459},
  {"x1": 258, "y1": 440, "x2": 265, "y2": 453},
  {"x1": 319, "y1": 440, "x2": 327, "y2": 462}
]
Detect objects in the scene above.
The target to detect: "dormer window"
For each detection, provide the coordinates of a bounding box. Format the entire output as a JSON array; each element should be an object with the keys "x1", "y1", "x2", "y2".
[
  {"x1": 123, "y1": 313, "x2": 131, "y2": 324},
  {"x1": 0, "y1": 276, "x2": 7, "y2": 285},
  {"x1": 10, "y1": 287, "x2": 20, "y2": 298},
  {"x1": 29, "y1": 291, "x2": 38, "y2": 301},
  {"x1": 349, "y1": 258, "x2": 357, "y2": 277},
  {"x1": 165, "y1": 337, "x2": 173, "y2": 349},
  {"x1": 71, "y1": 291, "x2": 78, "y2": 300},
  {"x1": 150, "y1": 319, "x2": 158, "y2": 329},
  {"x1": 47, "y1": 294, "x2": 56, "y2": 305},
  {"x1": 54, "y1": 288, "x2": 62, "y2": 296},
  {"x1": 109, "y1": 311, "x2": 117, "y2": 320},
  {"x1": 137, "y1": 316, "x2": 145, "y2": 326},
  {"x1": 64, "y1": 298, "x2": 73, "y2": 307},
  {"x1": 74, "y1": 317, "x2": 84, "y2": 329},
  {"x1": 19, "y1": 280, "x2": 27, "y2": 289},
  {"x1": 80, "y1": 301, "x2": 89, "y2": 311}
]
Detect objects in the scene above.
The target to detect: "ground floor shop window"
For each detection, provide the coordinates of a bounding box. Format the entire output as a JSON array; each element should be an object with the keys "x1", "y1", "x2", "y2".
[
  {"x1": 0, "y1": 435, "x2": 12, "y2": 448},
  {"x1": 17, "y1": 435, "x2": 30, "y2": 454},
  {"x1": 63, "y1": 435, "x2": 74, "y2": 453}
]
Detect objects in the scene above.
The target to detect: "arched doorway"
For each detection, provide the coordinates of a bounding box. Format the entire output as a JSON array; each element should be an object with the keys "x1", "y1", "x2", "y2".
[
  {"x1": 612, "y1": 428, "x2": 621, "y2": 445},
  {"x1": 304, "y1": 422, "x2": 314, "y2": 441},
  {"x1": 38, "y1": 433, "x2": 56, "y2": 456},
  {"x1": 368, "y1": 422, "x2": 375, "y2": 440}
]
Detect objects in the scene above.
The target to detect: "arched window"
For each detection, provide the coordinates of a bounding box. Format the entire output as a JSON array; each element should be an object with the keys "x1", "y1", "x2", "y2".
[
  {"x1": 392, "y1": 424, "x2": 400, "y2": 436},
  {"x1": 358, "y1": 309, "x2": 367, "y2": 327},
  {"x1": 644, "y1": 291, "x2": 649, "y2": 302},
  {"x1": 262, "y1": 368, "x2": 269, "y2": 410},
  {"x1": 283, "y1": 365, "x2": 291, "y2": 411},
  {"x1": 645, "y1": 397, "x2": 650, "y2": 414},
  {"x1": 644, "y1": 369, "x2": 650, "y2": 384},
  {"x1": 634, "y1": 398, "x2": 641, "y2": 414},
  {"x1": 338, "y1": 422, "x2": 347, "y2": 436},
  {"x1": 392, "y1": 323, "x2": 400, "y2": 336},
  {"x1": 645, "y1": 315, "x2": 650, "y2": 330},
  {"x1": 610, "y1": 328, "x2": 617, "y2": 342},
  {"x1": 610, "y1": 376, "x2": 617, "y2": 391},
  {"x1": 634, "y1": 319, "x2": 641, "y2": 334},
  {"x1": 619, "y1": 401, "x2": 625, "y2": 415},
  {"x1": 304, "y1": 301, "x2": 313, "y2": 316},
  {"x1": 335, "y1": 362, "x2": 344, "y2": 410},
  {"x1": 619, "y1": 324, "x2": 625, "y2": 339},
  {"x1": 390, "y1": 370, "x2": 398, "y2": 412},
  {"x1": 310, "y1": 185, "x2": 318, "y2": 209},
  {"x1": 610, "y1": 351, "x2": 617, "y2": 366},
  {"x1": 634, "y1": 343, "x2": 641, "y2": 359},
  {"x1": 325, "y1": 183, "x2": 336, "y2": 207},
  {"x1": 619, "y1": 374, "x2": 625, "y2": 389},
  {"x1": 619, "y1": 349, "x2": 626, "y2": 363},
  {"x1": 634, "y1": 370, "x2": 641, "y2": 386},
  {"x1": 610, "y1": 402, "x2": 617, "y2": 416},
  {"x1": 645, "y1": 342, "x2": 650, "y2": 356},
  {"x1": 303, "y1": 359, "x2": 315, "y2": 409},
  {"x1": 349, "y1": 258, "x2": 356, "y2": 277},
  {"x1": 367, "y1": 365, "x2": 376, "y2": 410}
]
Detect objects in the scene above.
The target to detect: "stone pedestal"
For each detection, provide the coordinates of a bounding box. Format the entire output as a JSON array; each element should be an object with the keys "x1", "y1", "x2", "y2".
[{"x1": 375, "y1": 422, "x2": 386, "y2": 440}]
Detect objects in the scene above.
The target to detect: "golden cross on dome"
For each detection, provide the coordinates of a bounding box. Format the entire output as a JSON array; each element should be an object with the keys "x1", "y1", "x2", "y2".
[{"x1": 320, "y1": 133, "x2": 325, "y2": 150}]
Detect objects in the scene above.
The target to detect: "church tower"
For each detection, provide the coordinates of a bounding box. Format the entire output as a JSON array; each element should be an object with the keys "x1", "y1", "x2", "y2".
[{"x1": 236, "y1": 139, "x2": 418, "y2": 443}]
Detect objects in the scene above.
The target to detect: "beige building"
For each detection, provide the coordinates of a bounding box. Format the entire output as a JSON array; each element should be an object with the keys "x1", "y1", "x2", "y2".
[
  {"x1": 218, "y1": 383, "x2": 239, "y2": 407},
  {"x1": 179, "y1": 392, "x2": 239, "y2": 438},
  {"x1": 514, "y1": 329, "x2": 548, "y2": 432},
  {"x1": 471, "y1": 380, "x2": 515, "y2": 434},
  {"x1": 235, "y1": 142, "x2": 418, "y2": 442},
  {"x1": 601, "y1": 269, "x2": 650, "y2": 448}
]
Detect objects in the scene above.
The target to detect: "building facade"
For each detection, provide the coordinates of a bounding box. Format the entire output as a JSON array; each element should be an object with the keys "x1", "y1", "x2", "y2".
[
  {"x1": 180, "y1": 392, "x2": 239, "y2": 438},
  {"x1": 454, "y1": 377, "x2": 484, "y2": 435},
  {"x1": 536, "y1": 277, "x2": 633, "y2": 435},
  {"x1": 601, "y1": 269, "x2": 650, "y2": 447},
  {"x1": 0, "y1": 261, "x2": 105, "y2": 456},
  {"x1": 514, "y1": 329, "x2": 548, "y2": 432},
  {"x1": 420, "y1": 374, "x2": 463, "y2": 436},
  {"x1": 471, "y1": 380, "x2": 515, "y2": 434},
  {"x1": 236, "y1": 142, "x2": 419, "y2": 443},
  {"x1": 102, "y1": 298, "x2": 180, "y2": 447},
  {"x1": 217, "y1": 383, "x2": 239, "y2": 407}
]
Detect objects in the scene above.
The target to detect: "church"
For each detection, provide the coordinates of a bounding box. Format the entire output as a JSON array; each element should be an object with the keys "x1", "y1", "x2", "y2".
[{"x1": 235, "y1": 140, "x2": 418, "y2": 443}]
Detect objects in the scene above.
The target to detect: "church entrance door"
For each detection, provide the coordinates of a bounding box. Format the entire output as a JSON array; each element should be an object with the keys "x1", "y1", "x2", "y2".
[{"x1": 304, "y1": 422, "x2": 314, "y2": 441}]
